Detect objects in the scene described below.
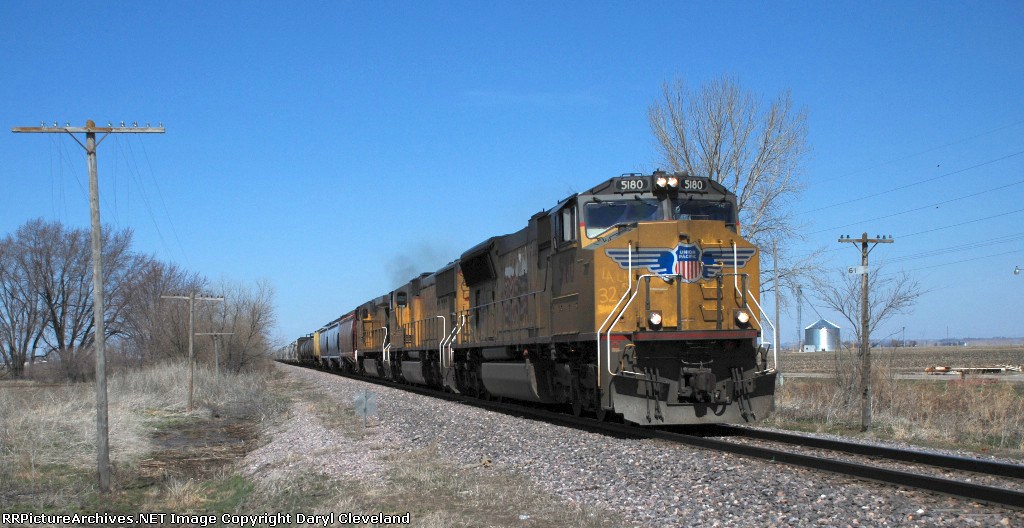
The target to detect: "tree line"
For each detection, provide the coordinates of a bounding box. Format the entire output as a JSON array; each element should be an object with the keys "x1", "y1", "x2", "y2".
[{"x1": 0, "y1": 218, "x2": 275, "y2": 380}]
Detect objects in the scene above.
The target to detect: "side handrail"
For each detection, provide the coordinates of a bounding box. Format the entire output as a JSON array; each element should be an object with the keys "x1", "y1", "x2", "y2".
[
  {"x1": 438, "y1": 315, "x2": 455, "y2": 369},
  {"x1": 435, "y1": 315, "x2": 446, "y2": 362},
  {"x1": 441, "y1": 315, "x2": 464, "y2": 369},
  {"x1": 596, "y1": 242, "x2": 632, "y2": 386}
]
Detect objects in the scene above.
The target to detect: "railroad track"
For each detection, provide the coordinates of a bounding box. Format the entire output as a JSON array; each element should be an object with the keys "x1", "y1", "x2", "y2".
[
  {"x1": 653, "y1": 426, "x2": 1024, "y2": 509},
  {"x1": 284, "y1": 361, "x2": 1024, "y2": 509}
]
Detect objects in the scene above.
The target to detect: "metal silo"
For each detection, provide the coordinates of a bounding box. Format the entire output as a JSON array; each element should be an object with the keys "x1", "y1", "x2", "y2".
[{"x1": 804, "y1": 319, "x2": 841, "y2": 352}]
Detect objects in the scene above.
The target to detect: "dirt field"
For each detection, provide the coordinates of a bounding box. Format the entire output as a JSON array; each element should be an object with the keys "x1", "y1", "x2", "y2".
[{"x1": 778, "y1": 345, "x2": 1024, "y2": 374}]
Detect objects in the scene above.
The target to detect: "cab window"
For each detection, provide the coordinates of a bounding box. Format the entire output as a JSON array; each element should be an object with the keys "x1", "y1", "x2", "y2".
[
  {"x1": 584, "y1": 199, "x2": 660, "y2": 238},
  {"x1": 672, "y1": 199, "x2": 734, "y2": 223}
]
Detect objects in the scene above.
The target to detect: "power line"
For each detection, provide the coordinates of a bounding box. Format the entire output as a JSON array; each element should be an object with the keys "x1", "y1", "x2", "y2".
[
  {"x1": 113, "y1": 135, "x2": 176, "y2": 264},
  {"x1": 813, "y1": 118, "x2": 1024, "y2": 186},
  {"x1": 899, "y1": 207, "x2": 1024, "y2": 238},
  {"x1": 806, "y1": 177, "x2": 1024, "y2": 235},
  {"x1": 880, "y1": 232, "x2": 1024, "y2": 263},
  {"x1": 896, "y1": 248, "x2": 1024, "y2": 273},
  {"x1": 136, "y1": 136, "x2": 193, "y2": 268},
  {"x1": 798, "y1": 149, "x2": 1024, "y2": 216}
]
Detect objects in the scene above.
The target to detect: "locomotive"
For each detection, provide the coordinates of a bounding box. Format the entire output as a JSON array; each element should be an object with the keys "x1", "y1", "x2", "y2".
[{"x1": 285, "y1": 171, "x2": 777, "y2": 425}]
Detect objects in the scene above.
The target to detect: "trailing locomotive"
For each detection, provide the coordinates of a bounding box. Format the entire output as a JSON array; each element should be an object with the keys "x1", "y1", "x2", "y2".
[{"x1": 286, "y1": 171, "x2": 777, "y2": 425}]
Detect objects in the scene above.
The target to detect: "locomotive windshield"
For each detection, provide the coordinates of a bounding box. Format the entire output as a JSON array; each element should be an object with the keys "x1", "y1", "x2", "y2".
[
  {"x1": 584, "y1": 197, "x2": 736, "y2": 238},
  {"x1": 672, "y1": 198, "x2": 734, "y2": 223},
  {"x1": 584, "y1": 199, "x2": 660, "y2": 238}
]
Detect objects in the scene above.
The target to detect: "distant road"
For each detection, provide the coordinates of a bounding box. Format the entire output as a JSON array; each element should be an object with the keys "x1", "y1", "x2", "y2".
[{"x1": 783, "y1": 372, "x2": 1024, "y2": 383}]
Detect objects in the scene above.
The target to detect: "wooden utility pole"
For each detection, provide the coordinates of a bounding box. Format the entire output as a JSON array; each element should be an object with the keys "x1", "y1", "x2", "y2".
[
  {"x1": 839, "y1": 232, "x2": 893, "y2": 432},
  {"x1": 771, "y1": 240, "x2": 781, "y2": 384},
  {"x1": 196, "y1": 332, "x2": 234, "y2": 377},
  {"x1": 12, "y1": 120, "x2": 164, "y2": 493},
  {"x1": 796, "y1": 285, "x2": 803, "y2": 351},
  {"x1": 161, "y1": 293, "x2": 224, "y2": 411}
]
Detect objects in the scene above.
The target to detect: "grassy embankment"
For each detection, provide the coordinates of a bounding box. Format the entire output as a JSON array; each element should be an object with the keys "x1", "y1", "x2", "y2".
[
  {"x1": 0, "y1": 362, "x2": 622, "y2": 527},
  {"x1": 767, "y1": 346, "x2": 1024, "y2": 456}
]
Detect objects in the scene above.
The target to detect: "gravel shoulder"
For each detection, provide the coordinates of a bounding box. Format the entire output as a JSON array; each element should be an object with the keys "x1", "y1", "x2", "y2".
[{"x1": 255, "y1": 363, "x2": 1023, "y2": 527}]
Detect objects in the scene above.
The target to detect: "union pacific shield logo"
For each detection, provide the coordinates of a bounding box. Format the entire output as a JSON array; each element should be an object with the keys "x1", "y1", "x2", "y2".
[
  {"x1": 674, "y1": 244, "x2": 702, "y2": 282},
  {"x1": 605, "y1": 244, "x2": 757, "y2": 282}
]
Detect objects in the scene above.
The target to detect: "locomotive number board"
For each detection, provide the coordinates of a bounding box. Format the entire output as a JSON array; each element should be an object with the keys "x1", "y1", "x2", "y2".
[
  {"x1": 678, "y1": 177, "x2": 708, "y2": 193},
  {"x1": 615, "y1": 177, "x2": 651, "y2": 192},
  {"x1": 614, "y1": 176, "x2": 708, "y2": 193}
]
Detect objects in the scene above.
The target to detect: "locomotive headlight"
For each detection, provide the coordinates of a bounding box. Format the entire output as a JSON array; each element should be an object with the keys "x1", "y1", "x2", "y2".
[
  {"x1": 648, "y1": 311, "x2": 663, "y2": 329},
  {"x1": 667, "y1": 176, "x2": 679, "y2": 188},
  {"x1": 655, "y1": 176, "x2": 668, "y2": 188},
  {"x1": 734, "y1": 309, "x2": 751, "y2": 328}
]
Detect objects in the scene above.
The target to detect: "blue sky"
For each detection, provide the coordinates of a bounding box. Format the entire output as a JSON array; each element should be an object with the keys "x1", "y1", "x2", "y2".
[{"x1": 2, "y1": 2, "x2": 1022, "y2": 346}]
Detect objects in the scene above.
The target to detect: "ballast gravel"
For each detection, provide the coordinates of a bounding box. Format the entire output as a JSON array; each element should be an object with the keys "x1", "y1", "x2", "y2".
[{"x1": 261, "y1": 364, "x2": 1023, "y2": 527}]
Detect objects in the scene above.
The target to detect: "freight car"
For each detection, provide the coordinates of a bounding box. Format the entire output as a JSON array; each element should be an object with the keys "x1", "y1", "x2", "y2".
[{"x1": 288, "y1": 171, "x2": 777, "y2": 425}]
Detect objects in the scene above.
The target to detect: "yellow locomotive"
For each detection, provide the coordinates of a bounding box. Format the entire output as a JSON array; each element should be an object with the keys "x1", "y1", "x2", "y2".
[{"x1": 293, "y1": 171, "x2": 777, "y2": 425}]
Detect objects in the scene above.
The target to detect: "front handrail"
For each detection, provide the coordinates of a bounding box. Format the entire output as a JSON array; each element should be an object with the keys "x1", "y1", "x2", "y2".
[
  {"x1": 745, "y1": 289, "x2": 777, "y2": 371},
  {"x1": 604, "y1": 273, "x2": 665, "y2": 380}
]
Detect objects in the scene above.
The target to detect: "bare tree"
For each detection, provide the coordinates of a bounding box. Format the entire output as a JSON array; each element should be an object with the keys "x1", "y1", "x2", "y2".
[
  {"x1": 213, "y1": 279, "x2": 277, "y2": 373},
  {"x1": 0, "y1": 235, "x2": 46, "y2": 378},
  {"x1": 649, "y1": 76, "x2": 810, "y2": 247},
  {"x1": 17, "y1": 220, "x2": 136, "y2": 380},
  {"x1": 812, "y1": 268, "x2": 924, "y2": 347},
  {"x1": 119, "y1": 257, "x2": 207, "y2": 361}
]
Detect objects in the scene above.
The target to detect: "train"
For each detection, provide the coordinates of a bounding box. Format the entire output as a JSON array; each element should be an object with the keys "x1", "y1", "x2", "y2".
[{"x1": 281, "y1": 170, "x2": 777, "y2": 425}]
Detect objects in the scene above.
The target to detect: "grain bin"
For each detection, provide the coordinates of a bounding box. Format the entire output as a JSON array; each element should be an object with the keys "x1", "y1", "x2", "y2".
[{"x1": 804, "y1": 319, "x2": 841, "y2": 352}]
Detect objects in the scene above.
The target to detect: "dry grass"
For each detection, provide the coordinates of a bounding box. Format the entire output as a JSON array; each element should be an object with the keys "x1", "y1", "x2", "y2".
[
  {"x1": 1, "y1": 362, "x2": 623, "y2": 525},
  {"x1": 768, "y1": 346, "x2": 1024, "y2": 454},
  {"x1": 0, "y1": 360, "x2": 286, "y2": 513}
]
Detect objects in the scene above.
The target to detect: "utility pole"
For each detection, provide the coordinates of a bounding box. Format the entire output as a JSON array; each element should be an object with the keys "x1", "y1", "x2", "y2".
[
  {"x1": 195, "y1": 332, "x2": 234, "y2": 377},
  {"x1": 161, "y1": 293, "x2": 224, "y2": 411},
  {"x1": 796, "y1": 285, "x2": 803, "y2": 351},
  {"x1": 839, "y1": 232, "x2": 893, "y2": 432},
  {"x1": 12, "y1": 120, "x2": 164, "y2": 493},
  {"x1": 771, "y1": 240, "x2": 782, "y2": 385}
]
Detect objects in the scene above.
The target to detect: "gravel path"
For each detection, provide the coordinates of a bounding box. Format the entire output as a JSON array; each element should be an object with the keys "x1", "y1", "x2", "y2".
[{"x1": 260, "y1": 364, "x2": 1023, "y2": 527}]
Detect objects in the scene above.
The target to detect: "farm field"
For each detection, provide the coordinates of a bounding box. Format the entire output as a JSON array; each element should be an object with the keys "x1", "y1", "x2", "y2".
[
  {"x1": 779, "y1": 345, "x2": 1024, "y2": 374},
  {"x1": 767, "y1": 346, "x2": 1024, "y2": 456}
]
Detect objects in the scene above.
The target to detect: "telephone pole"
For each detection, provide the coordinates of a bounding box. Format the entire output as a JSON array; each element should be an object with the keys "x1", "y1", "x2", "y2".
[
  {"x1": 195, "y1": 332, "x2": 234, "y2": 377},
  {"x1": 771, "y1": 240, "x2": 782, "y2": 385},
  {"x1": 796, "y1": 285, "x2": 803, "y2": 351},
  {"x1": 838, "y1": 232, "x2": 893, "y2": 432},
  {"x1": 12, "y1": 120, "x2": 164, "y2": 493},
  {"x1": 161, "y1": 293, "x2": 224, "y2": 411}
]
